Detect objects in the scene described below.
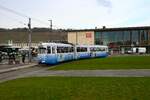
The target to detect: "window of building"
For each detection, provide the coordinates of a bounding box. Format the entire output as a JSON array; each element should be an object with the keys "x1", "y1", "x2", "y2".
[
  {"x1": 148, "y1": 30, "x2": 150, "y2": 44},
  {"x1": 124, "y1": 31, "x2": 131, "y2": 45},
  {"x1": 95, "y1": 32, "x2": 103, "y2": 45},
  {"x1": 131, "y1": 30, "x2": 139, "y2": 45},
  {"x1": 140, "y1": 30, "x2": 148, "y2": 45}
]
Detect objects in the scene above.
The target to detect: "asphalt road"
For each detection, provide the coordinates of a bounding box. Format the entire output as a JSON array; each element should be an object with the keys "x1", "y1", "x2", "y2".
[
  {"x1": 0, "y1": 65, "x2": 48, "y2": 83},
  {"x1": 1, "y1": 65, "x2": 150, "y2": 83}
]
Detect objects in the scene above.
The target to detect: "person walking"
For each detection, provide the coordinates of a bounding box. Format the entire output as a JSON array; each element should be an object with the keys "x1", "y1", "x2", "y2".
[
  {"x1": 21, "y1": 51, "x2": 26, "y2": 63},
  {"x1": 0, "y1": 51, "x2": 2, "y2": 63}
]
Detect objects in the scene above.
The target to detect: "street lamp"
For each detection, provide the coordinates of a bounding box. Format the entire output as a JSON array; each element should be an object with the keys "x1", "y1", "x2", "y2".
[
  {"x1": 28, "y1": 18, "x2": 32, "y2": 63},
  {"x1": 48, "y1": 20, "x2": 52, "y2": 31}
]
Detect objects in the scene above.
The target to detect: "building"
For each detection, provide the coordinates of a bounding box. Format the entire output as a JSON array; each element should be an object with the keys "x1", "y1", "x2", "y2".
[
  {"x1": 67, "y1": 26, "x2": 150, "y2": 54},
  {"x1": 68, "y1": 31, "x2": 94, "y2": 45}
]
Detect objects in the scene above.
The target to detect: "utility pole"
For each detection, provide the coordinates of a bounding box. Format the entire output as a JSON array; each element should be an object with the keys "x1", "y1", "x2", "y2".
[
  {"x1": 28, "y1": 18, "x2": 32, "y2": 63},
  {"x1": 48, "y1": 20, "x2": 52, "y2": 31}
]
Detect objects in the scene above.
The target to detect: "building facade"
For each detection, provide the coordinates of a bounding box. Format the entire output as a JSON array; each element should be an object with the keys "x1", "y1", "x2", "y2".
[
  {"x1": 68, "y1": 31, "x2": 95, "y2": 45},
  {"x1": 67, "y1": 26, "x2": 150, "y2": 54}
]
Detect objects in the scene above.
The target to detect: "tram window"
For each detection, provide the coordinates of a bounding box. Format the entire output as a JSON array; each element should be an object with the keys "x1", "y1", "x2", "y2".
[
  {"x1": 38, "y1": 47, "x2": 46, "y2": 54},
  {"x1": 100, "y1": 48, "x2": 105, "y2": 51},
  {"x1": 90, "y1": 47, "x2": 94, "y2": 52},
  {"x1": 57, "y1": 47, "x2": 74, "y2": 53},
  {"x1": 47, "y1": 46, "x2": 51, "y2": 54},
  {"x1": 57, "y1": 47, "x2": 61, "y2": 53},
  {"x1": 64, "y1": 47, "x2": 68, "y2": 53},
  {"x1": 67, "y1": 47, "x2": 74, "y2": 53},
  {"x1": 95, "y1": 47, "x2": 101, "y2": 52},
  {"x1": 90, "y1": 47, "x2": 106, "y2": 52},
  {"x1": 90, "y1": 47, "x2": 97, "y2": 52},
  {"x1": 52, "y1": 47, "x2": 55, "y2": 54},
  {"x1": 70, "y1": 47, "x2": 74, "y2": 52},
  {"x1": 96, "y1": 48, "x2": 100, "y2": 51},
  {"x1": 57, "y1": 47, "x2": 64, "y2": 53},
  {"x1": 77, "y1": 47, "x2": 87, "y2": 52},
  {"x1": 77, "y1": 47, "x2": 80, "y2": 52}
]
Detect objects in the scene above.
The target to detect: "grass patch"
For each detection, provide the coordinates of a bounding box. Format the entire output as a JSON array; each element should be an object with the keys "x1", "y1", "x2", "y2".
[
  {"x1": 49, "y1": 56, "x2": 150, "y2": 70},
  {"x1": 0, "y1": 77, "x2": 150, "y2": 100}
]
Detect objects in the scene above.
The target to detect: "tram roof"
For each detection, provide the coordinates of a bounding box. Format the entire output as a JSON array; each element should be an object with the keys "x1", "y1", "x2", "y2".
[
  {"x1": 39, "y1": 42, "x2": 73, "y2": 47},
  {"x1": 76, "y1": 45, "x2": 108, "y2": 48}
]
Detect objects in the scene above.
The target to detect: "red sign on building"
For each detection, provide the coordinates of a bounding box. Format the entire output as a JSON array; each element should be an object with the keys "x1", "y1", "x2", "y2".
[{"x1": 86, "y1": 33, "x2": 92, "y2": 38}]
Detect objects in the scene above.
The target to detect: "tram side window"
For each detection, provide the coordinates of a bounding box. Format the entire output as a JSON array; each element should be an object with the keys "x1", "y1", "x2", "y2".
[
  {"x1": 64, "y1": 47, "x2": 68, "y2": 53},
  {"x1": 104, "y1": 48, "x2": 108, "y2": 52},
  {"x1": 57, "y1": 47, "x2": 74, "y2": 53},
  {"x1": 77, "y1": 47, "x2": 87, "y2": 52},
  {"x1": 38, "y1": 47, "x2": 46, "y2": 54},
  {"x1": 100, "y1": 47, "x2": 105, "y2": 51},
  {"x1": 90, "y1": 47, "x2": 96, "y2": 52},
  {"x1": 96, "y1": 47, "x2": 101, "y2": 52},
  {"x1": 67, "y1": 47, "x2": 74, "y2": 53},
  {"x1": 52, "y1": 47, "x2": 55, "y2": 54},
  {"x1": 69, "y1": 47, "x2": 74, "y2": 52},
  {"x1": 90, "y1": 47, "x2": 106, "y2": 52},
  {"x1": 47, "y1": 46, "x2": 51, "y2": 54},
  {"x1": 57, "y1": 47, "x2": 64, "y2": 53}
]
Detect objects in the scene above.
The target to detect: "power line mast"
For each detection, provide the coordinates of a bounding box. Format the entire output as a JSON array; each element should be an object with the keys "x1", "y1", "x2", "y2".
[
  {"x1": 48, "y1": 19, "x2": 52, "y2": 31},
  {"x1": 28, "y1": 18, "x2": 32, "y2": 63}
]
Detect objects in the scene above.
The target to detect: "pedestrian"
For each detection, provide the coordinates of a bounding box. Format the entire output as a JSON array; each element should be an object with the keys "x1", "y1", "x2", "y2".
[
  {"x1": 31, "y1": 48, "x2": 38, "y2": 62},
  {"x1": 8, "y1": 52, "x2": 13, "y2": 64},
  {"x1": 12, "y1": 52, "x2": 16, "y2": 63},
  {"x1": 21, "y1": 51, "x2": 26, "y2": 63},
  {"x1": 15, "y1": 52, "x2": 20, "y2": 64},
  {"x1": 0, "y1": 51, "x2": 2, "y2": 63}
]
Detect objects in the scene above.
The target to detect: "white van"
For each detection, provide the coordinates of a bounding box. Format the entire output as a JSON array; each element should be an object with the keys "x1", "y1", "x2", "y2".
[{"x1": 132, "y1": 47, "x2": 146, "y2": 54}]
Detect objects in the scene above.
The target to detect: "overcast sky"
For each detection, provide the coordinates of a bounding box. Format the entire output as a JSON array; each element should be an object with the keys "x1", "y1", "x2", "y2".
[{"x1": 0, "y1": 0, "x2": 150, "y2": 29}]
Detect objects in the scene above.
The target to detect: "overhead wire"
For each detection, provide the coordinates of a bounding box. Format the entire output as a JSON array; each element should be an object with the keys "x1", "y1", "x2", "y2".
[
  {"x1": 0, "y1": 3, "x2": 65, "y2": 29},
  {"x1": 0, "y1": 10, "x2": 27, "y2": 27},
  {"x1": 0, "y1": 4, "x2": 49, "y2": 26},
  {"x1": 0, "y1": 4, "x2": 28, "y2": 18}
]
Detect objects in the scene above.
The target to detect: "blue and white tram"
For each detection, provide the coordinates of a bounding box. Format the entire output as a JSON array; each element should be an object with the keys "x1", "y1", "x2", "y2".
[
  {"x1": 37, "y1": 43, "x2": 108, "y2": 65},
  {"x1": 75, "y1": 45, "x2": 91, "y2": 59},
  {"x1": 38, "y1": 43, "x2": 74, "y2": 65},
  {"x1": 75, "y1": 45, "x2": 108, "y2": 59},
  {"x1": 88, "y1": 45, "x2": 108, "y2": 58}
]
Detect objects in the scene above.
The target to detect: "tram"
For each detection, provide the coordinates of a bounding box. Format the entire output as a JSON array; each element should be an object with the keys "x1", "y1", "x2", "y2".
[{"x1": 38, "y1": 43, "x2": 108, "y2": 65}]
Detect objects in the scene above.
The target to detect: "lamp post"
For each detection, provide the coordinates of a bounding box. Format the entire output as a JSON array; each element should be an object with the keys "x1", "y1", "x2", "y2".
[
  {"x1": 28, "y1": 18, "x2": 32, "y2": 63},
  {"x1": 48, "y1": 20, "x2": 52, "y2": 31}
]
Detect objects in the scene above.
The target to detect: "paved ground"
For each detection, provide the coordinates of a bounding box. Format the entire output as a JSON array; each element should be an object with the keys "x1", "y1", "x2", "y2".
[
  {"x1": 44, "y1": 69, "x2": 150, "y2": 77},
  {"x1": 1, "y1": 64, "x2": 150, "y2": 83},
  {"x1": 0, "y1": 63, "x2": 37, "y2": 73},
  {"x1": 0, "y1": 64, "x2": 28, "y2": 70},
  {"x1": 0, "y1": 65, "x2": 48, "y2": 83}
]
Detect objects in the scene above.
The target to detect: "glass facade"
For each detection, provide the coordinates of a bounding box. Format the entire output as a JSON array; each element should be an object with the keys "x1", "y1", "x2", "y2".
[
  {"x1": 131, "y1": 30, "x2": 139, "y2": 45},
  {"x1": 124, "y1": 31, "x2": 131, "y2": 45},
  {"x1": 95, "y1": 29, "x2": 149, "y2": 53},
  {"x1": 149, "y1": 30, "x2": 150, "y2": 45},
  {"x1": 140, "y1": 30, "x2": 148, "y2": 45},
  {"x1": 95, "y1": 31, "x2": 125, "y2": 46}
]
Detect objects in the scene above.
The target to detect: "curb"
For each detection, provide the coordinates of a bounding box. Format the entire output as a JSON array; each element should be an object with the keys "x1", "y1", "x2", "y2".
[{"x1": 0, "y1": 63, "x2": 38, "y2": 74}]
